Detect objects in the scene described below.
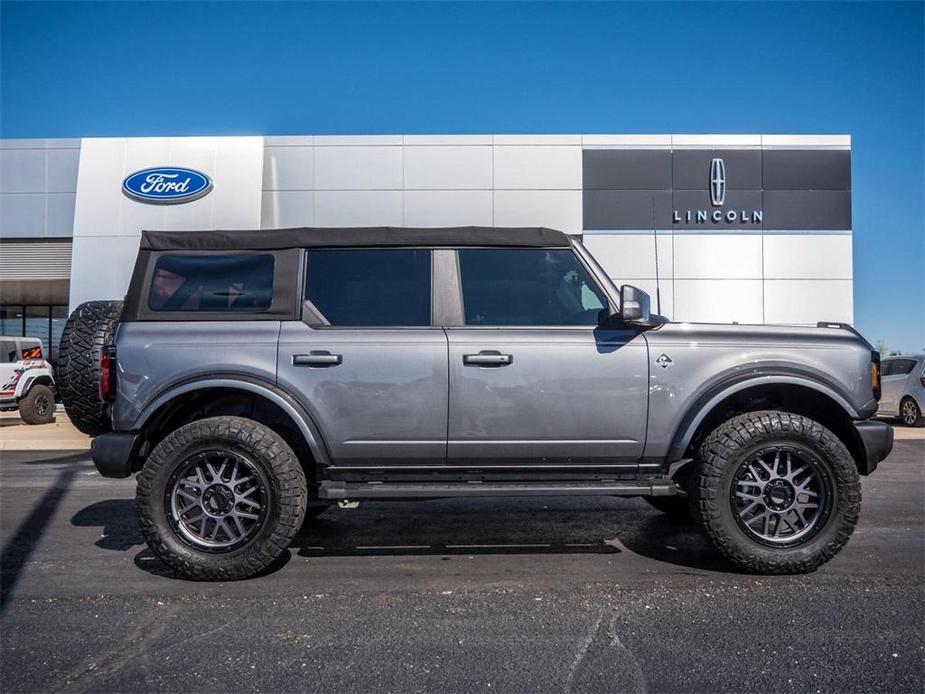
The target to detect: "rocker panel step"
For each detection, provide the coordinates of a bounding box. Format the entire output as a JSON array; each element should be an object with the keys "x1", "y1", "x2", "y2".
[{"x1": 318, "y1": 479, "x2": 676, "y2": 500}]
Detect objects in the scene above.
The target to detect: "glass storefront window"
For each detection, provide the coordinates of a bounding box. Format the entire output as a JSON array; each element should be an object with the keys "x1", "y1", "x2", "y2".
[
  {"x1": 25, "y1": 305, "x2": 51, "y2": 353},
  {"x1": 1, "y1": 305, "x2": 24, "y2": 336}
]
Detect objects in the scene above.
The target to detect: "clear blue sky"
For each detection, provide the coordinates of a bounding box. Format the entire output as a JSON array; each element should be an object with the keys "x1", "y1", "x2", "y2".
[{"x1": 2, "y1": 1, "x2": 922, "y2": 352}]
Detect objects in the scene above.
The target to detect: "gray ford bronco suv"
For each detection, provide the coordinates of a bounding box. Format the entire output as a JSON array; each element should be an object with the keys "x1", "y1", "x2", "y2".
[{"x1": 57, "y1": 226, "x2": 893, "y2": 580}]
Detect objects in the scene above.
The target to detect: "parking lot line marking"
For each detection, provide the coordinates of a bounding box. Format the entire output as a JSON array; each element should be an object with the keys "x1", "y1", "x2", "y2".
[
  {"x1": 445, "y1": 543, "x2": 551, "y2": 549},
  {"x1": 354, "y1": 545, "x2": 431, "y2": 550}
]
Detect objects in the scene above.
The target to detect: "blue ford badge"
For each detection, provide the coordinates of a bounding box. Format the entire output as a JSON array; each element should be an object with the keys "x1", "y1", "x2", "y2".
[{"x1": 122, "y1": 167, "x2": 213, "y2": 204}]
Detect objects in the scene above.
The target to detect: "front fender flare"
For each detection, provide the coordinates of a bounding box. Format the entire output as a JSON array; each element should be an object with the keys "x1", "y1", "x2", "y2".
[{"x1": 667, "y1": 374, "x2": 860, "y2": 462}]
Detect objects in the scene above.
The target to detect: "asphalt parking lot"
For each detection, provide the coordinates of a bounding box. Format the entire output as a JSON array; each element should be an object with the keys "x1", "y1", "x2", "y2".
[{"x1": 1, "y1": 432, "x2": 923, "y2": 693}]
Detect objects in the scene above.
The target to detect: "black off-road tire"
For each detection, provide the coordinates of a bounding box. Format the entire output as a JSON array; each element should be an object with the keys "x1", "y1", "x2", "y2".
[
  {"x1": 136, "y1": 417, "x2": 307, "y2": 581},
  {"x1": 696, "y1": 410, "x2": 860, "y2": 574},
  {"x1": 57, "y1": 300, "x2": 123, "y2": 435},
  {"x1": 899, "y1": 397, "x2": 924, "y2": 427},
  {"x1": 18, "y1": 384, "x2": 55, "y2": 425}
]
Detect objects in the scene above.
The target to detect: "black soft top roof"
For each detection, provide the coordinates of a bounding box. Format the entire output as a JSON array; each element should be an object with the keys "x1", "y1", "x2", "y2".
[{"x1": 140, "y1": 226, "x2": 572, "y2": 251}]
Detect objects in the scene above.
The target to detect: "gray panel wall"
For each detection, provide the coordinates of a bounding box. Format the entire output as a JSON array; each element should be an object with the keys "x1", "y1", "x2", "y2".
[{"x1": 0, "y1": 139, "x2": 80, "y2": 239}]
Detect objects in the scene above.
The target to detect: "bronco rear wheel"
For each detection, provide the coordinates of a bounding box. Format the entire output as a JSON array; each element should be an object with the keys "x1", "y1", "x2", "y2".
[
  {"x1": 695, "y1": 410, "x2": 860, "y2": 574},
  {"x1": 136, "y1": 416, "x2": 307, "y2": 581}
]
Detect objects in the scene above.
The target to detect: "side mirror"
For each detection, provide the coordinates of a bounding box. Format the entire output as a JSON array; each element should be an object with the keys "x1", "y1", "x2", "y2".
[{"x1": 619, "y1": 284, "x2": 651, "y2": 324}]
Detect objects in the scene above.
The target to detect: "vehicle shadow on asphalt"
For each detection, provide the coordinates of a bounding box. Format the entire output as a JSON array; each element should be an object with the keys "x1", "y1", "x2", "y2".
[
  {"x1": 287, "y1": 506, "x2": 737, "y2": 574},
  {"x1": 9, "y1": 451, "x2": 87, "y2": 465},
  {"x1": 71, "y1": 499, "x2": 143, "y2": 551},
  {"x1": 1, "y1": 455, "x2": 82, "y2": 612},
  {"x1": 68, "y1": 498, "x2": 738, "y2": 579}
]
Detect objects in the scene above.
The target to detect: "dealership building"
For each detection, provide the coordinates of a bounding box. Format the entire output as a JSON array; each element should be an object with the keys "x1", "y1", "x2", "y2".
[{"x1": 0, "y1": 133, "x2": 852, "y2": 360}]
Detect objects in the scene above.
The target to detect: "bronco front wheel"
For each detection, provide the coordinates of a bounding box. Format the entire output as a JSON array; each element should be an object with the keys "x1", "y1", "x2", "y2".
[
  {"x1": 695, "y1": 411, "x2": 860, "y2": 574},
  {"x1": 136, "y1": 416, "x2": 307, "y2": 580}
]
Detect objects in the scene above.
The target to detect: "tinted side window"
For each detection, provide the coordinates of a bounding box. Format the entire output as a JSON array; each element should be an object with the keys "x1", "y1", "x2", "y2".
[
  {"x1": 881, "y1": 360, "x2": 895, "y2": 377},
  {"x1": 892, "y1": 359, "x2": 917, "y2": 376},
  {"x1": 148, "y1": 255, "x2": 274, "y2": 312},
  {"x1": 305, "y1": 249, "x2": 431, "y2": 327},
  {"x1": 457, "y1": 249, "x2": 607, "y2": 326},
  {"x1": 0, "y1": 340, "x2": 16, "y2": 363}
]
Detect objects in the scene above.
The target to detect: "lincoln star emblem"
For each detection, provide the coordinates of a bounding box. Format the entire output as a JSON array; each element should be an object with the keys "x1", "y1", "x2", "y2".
[
  {"x1": 656, "y1": 354, "x2": 673, "y2": 369},
  {"x1": 710, "y1": 158, "x2": 726, "y2": 207}
]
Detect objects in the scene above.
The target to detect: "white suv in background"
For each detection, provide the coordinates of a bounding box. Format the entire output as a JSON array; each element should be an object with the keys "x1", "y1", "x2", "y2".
[
  {"x1": 0, "y1": 337, "x2": 56, "y2": 425},
  {"x1": 878, "y1": 355, "x2": 925, "y2": 427}
]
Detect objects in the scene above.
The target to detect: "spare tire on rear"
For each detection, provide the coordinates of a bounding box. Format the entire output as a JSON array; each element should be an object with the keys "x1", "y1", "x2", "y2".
[{"x1": 57, "y1": 300, "x2": 123, "y2": 435}]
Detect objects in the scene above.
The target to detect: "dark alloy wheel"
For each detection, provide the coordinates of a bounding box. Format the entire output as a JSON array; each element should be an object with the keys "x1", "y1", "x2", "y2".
[
  {"x1": 695, "y1": 410, "x2": 860, "y2": 574},
  {"x1": 167, "y1": 450, "x2": 270, "y2": 551},
  {"x1": 900, "y1": 398, "x2": 924, "y2": 427},
  {"x1": 137, "y1": 416, "x2": 307, "y2": 581},
  {"x1": 35, "y1": 391, "x2": 51, "y2": 417},
  {"x1": 731, "y1": 446, "x2": 832, "y2": 546}
]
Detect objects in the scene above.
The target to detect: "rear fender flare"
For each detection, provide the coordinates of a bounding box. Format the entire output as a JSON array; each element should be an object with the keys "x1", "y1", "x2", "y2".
[{"x1": 134, "y1": 377, "x2": 330, "y2": 464}]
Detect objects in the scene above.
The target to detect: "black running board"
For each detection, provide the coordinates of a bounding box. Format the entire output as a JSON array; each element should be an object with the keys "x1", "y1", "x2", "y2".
[{"x1": 318, "y1": 479, "x2": 676, "y2": 500}]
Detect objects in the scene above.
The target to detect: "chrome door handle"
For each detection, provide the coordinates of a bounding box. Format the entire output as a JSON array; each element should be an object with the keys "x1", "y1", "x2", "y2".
[
  {"x1": 463, "y1": 351, "x2": 513, "y2": 366},
  {"x1": 293, "y1": 352, "x2": 342, "y2": 367}
]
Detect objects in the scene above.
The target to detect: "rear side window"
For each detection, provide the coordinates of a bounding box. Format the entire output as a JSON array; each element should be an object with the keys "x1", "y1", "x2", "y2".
[
  {"x1": 891, "y1": 358, "x2": 917, "y2": 376},
  {"x1": 148, "y1": 255, "x2": 274, "y2": 312},
  {"x1": 305, "y1": 249, "x2": 431, "y2": 326},
  {"x1": 457, "y1": 249, "x2": 607, "y2": 326}
]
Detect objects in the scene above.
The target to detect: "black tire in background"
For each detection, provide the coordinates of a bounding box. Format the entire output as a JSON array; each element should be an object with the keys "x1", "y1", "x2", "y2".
[
  {"x1": 18, "y1": 383, "x2": 55, "y2": 425},
  {"x1": 56, "y1": 300, "x2": 123, "y2": 436},
  {"x1": 136, "y1": 416, "x2": 308, "y2": 581},
  {"x1": 695, "y1": 410, "x2": 860, "y2": 575}
]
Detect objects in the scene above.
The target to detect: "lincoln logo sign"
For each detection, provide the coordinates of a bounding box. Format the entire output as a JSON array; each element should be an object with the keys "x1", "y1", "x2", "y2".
[
  {"x1": 710, "y1": 157, "x2": 726, "y2": 206},
  {"x1": 122, "y1": 167, "x2": 213, "y2": 204},
  {"x1": 673, "y1": 157, "x2": 763, "y2": 225}
]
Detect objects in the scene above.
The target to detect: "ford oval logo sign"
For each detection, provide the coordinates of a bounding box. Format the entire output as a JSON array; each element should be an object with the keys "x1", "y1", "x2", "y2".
[{"x1": 122, "y1": 167, "x2": 213, "y2": 204}]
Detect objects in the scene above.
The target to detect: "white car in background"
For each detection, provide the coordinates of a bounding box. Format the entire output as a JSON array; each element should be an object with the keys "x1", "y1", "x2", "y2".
[
  {"x1": 0, "y1": 337, "x2": 56, "y2": 425},
  {"x1": 877, "y1": 354, "x2": 925, "y2": 427}
]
